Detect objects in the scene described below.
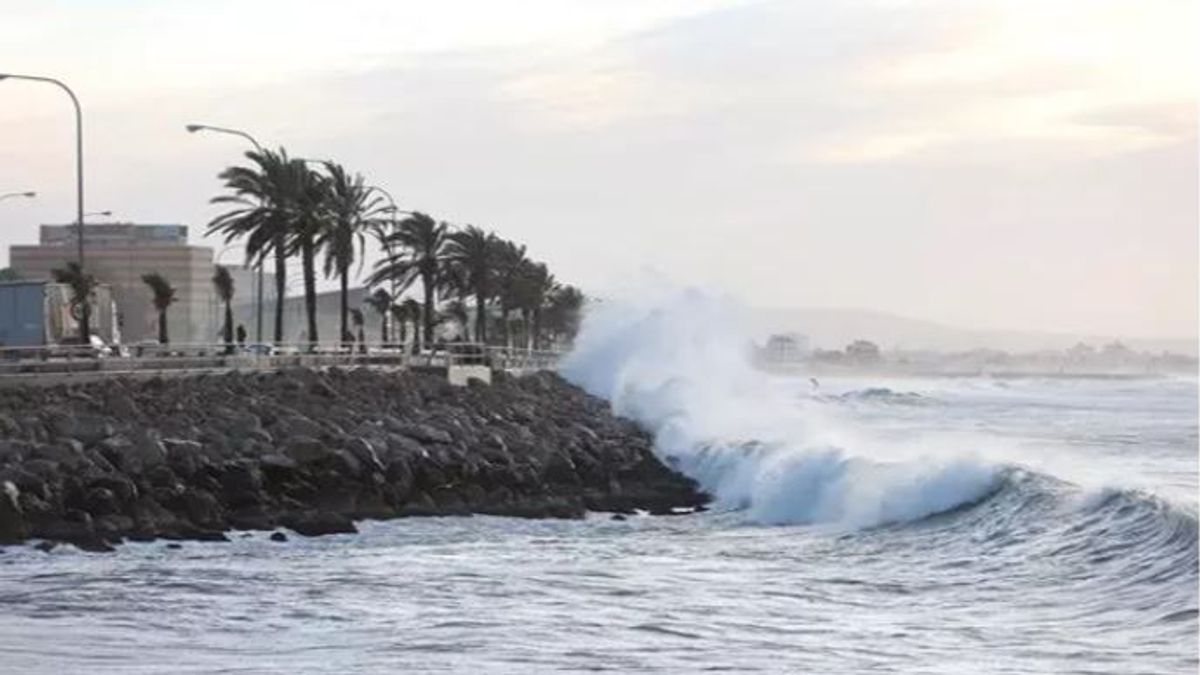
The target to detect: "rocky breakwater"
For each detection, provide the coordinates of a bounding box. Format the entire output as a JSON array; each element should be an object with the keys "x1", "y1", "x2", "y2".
[{"x1": 0, "y1": 369, "x2": 706, "y2": 552}]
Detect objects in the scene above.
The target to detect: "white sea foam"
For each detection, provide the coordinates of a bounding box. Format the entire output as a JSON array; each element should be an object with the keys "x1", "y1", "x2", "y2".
[{"x1": 560, "y1": 287, "x2": 1003, "y2": 528}]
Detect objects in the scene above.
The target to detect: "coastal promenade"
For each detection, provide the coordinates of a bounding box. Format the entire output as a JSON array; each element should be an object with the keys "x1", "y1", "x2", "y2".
[{"x1": 0, "y1": 342, "x2": 563, "y2": 387}]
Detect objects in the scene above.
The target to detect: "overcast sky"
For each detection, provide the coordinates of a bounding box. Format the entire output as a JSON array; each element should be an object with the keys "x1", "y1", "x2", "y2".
[{"x1": 0, "y1": 0, "x2": 1194, "y2": 339}]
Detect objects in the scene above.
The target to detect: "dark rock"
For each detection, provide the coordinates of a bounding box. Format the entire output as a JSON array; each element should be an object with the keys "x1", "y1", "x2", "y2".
[
  {"x1": 0, "y1": 481, "x2": 27, "y2": 544},
  {"x1": 283, "y1": 510, "x2": 358, "y2": 537},
  {"x1": 83, "y1": 487, "x2": 120, "y2": 517},
  {"x1": 94, "y1": 514, "x2": 134, "y2": 537},
  {"x1": 228, "y1": 505, "x2": 275, "y2": 531},
  {"x1": 219, "y1": 460, "x2": 264, "y2": 504},
  {"x1": 396, "y1": 423, "x2": 452, "y2": 445},
  {"x1": 0, "y1": 369, "x2": 710, "y2": 546},
  {"x1": 283, "y1": 436, "x2": 331, "y2": 464},
  {"x1": 179, "y1": 488, "x2": 224, "y2": 529},
  {"x1": 126, "y1": 433, "x2": 168, "y2": 473},
  {"x1": 269, "y1": 531, "x2": 287, "y2": 542},
  {"x1": 70, "y1": 537, "x2": 116, "y2": 553}
]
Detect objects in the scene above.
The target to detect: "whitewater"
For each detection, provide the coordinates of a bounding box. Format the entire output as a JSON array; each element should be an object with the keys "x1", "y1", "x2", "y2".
[{"x1": 0, "y1": 290, "x2": 1195, "y2": 673}]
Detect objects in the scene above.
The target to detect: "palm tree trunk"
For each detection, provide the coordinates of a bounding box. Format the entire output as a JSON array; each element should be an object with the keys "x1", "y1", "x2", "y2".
[
  {"x1": 302, "y1": 240, "x2": 318, "y2": 350},
  {"x1": 474, "y1": 292, "x2": 486, "y2": 344},
  {"x1": 522, "y1": 309, "x2": 532, "y2": 351},
  {"x1": 273, "y1": 240, "x2": 286, "y2": 344},
  {"x1": 79, "y1": 305, "x2": 91, "y2": 342},
  {"x1": 339, "y1": 266, "x2": 349, "y2": 349},
  {"x1": 223, "y1": 301, "x2": 234, "y2": 354},
  {"x1": 422, "y1": 273, "x2": 435, "y2": 347},
  {"x1": 379, "y1": 312, "x2": 388, "y2": 344},
  {"x1": 158, "y1": 310, "x2": 169, "y2": 345},
  {"x1": 501, "y1": 301, "x2": 511, "y2": 349},
  {"x1": 532, "y1": 307, "x2": 542, "y2": 351}
]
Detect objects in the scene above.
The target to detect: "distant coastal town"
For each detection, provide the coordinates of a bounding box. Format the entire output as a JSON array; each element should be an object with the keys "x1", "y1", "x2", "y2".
[{"x1": 756, "y1": 332, "x2": 1198, "y2": 377}]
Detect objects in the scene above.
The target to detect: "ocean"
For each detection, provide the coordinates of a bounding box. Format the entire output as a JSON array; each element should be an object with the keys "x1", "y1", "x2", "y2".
[{"x1": 0, "y1": 293, "x2": 1195, "y2": 673}]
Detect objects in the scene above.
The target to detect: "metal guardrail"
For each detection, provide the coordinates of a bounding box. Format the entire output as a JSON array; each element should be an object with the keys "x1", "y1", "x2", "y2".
[{"x1": 0, "y1": 341, "x2": 565, "y2": 379}]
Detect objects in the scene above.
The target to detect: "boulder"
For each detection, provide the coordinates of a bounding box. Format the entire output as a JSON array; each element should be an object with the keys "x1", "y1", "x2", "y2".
[
  {"x1": 218, "y1": 460, "x2": 264, "y2": 504},
  {"x1": 396, "y1": 423, "x2": 453, "y2": 445},
  {"x1": 283, "y1": 510, "x2": 358, "y2": 537},
  {"x1": 124, "y1": 433, "x2": 168, "y2": 473},
  {"x1": 283, "y1": 436, "x2": 332, "y2": 464},
  {"x1": 83, "y1": 487, "x2": 120, "y2": 517}
]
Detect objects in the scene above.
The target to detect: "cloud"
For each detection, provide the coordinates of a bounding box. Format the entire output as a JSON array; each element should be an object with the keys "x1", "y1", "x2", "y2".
[{"x1": 0, "y1": 0, "x2": 1193, "y2": 337}]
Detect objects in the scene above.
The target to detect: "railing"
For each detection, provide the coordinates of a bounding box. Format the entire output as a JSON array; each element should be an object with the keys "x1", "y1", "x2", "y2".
[{"x1": 0, "y1": 340, "x2": 566, "y2": 380}]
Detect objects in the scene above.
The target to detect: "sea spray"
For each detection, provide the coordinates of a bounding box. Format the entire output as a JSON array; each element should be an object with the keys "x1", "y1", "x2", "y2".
[{"x1": 560, "y1": 287, "x2": 1002, "y2": 527}]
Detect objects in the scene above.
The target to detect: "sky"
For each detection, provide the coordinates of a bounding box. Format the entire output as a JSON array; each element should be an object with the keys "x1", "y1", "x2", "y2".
[{"x1": 0, "y1": 0, "x2": 1195, "y2": 340}]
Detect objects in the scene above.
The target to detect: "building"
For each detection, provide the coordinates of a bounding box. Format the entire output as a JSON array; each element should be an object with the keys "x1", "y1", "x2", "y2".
[
  {"x1": 210, "y1": 264, "x2": 278, "y2": 343},
  {"x1": 272, "y1": 286, "x2": 380, "y2": 345},
  {"x1": 0, "y1": 280, "x2": 117, "y2": 347},
  {"x1": 10, "y1": 223, "x2": 214, "y2": 344}
]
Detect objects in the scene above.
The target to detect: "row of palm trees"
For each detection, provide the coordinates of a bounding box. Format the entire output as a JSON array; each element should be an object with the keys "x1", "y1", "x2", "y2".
[
  {"x1": 207, "y1": 148, "x2": 583, "y2": 350},
  {"x1": 50, "y1": 263, "x2": 179, "y2": 345}
]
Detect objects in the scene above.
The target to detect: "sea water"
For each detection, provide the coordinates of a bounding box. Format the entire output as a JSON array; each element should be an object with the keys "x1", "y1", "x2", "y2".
[{"x1": 0, "y1": 292, "x2": 1194, "y2": 673}]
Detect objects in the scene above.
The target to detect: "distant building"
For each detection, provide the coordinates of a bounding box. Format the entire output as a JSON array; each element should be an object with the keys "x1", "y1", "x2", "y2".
[
  {"x1": 212, "y1": 264, "x2": 278, "y2": 342},
  {"x1": 273, "y1": 286, "x2": 380, "y2": 345},
  {"x1": 765, "y1": 333, "x2": 809, "y2": 364},
  {"x1": 10, "y1": 223, "x2": 214, "y2": 344}
]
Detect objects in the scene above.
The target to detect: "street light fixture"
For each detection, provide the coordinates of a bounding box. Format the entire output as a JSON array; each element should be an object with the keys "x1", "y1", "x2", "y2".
[
  {"x1": 0, "y1": 72, "x2": 89, "y2": 338},
  {"x1": 84, "y1": 210, "x2": 112, "y2": 218},
  {"x1": 185, "y1": 124, "x2": 264, "y2": 152},
  {"x1": 187, "y1": 122, "x2": 266, "y2": 342},
  {"x1": 0, "y1": 191, "x2": 36, "y2": 202}
]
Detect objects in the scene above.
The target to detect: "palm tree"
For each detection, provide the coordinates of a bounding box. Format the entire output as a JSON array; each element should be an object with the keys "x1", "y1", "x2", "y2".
[
  {"x1": 388, "y1": 304, "x2": 409, "y2": 347},
  {"x1": 444, "y1": 225, "x2": 498, "y2": 344},
  {"x1": 437, "y1": 298, "x2": 470, "y2": 342},
  {"x1": 317, "y1": 162, "x2": 386, "y2": 350},
  {"x1": 212, "y1": 265, "x2": 235, "y2": 354},
  {"x1": 514, "y1": 261, "x2": 556, "y2": 350},
  {"x1": 284, "y1": 160, "x2": 328, "y2": 349},
  {"x1": 399, "y1": 298, "x2": 423, "y2": 349},
  {"x1": 51, "y1": 262, "x2": 98, "y2": 341},
  {"x1": 208, "y1": 147, "x2": 295, "y2": 344},
  {"x1": 141, "y1": 273, "x2": 176, "y2": 344},
  {"x1": 369, "y1": 212, "x2": 449, "y2": 349},
  {"x1": 493, "y1": 239, "x2": 528, "y2": 349},
  {"x1": 364, "y1": 288, "x2": 392, "y2": 344},
  {"x1": 544, "y1": 284, "x2": 585, "y2": 348}
]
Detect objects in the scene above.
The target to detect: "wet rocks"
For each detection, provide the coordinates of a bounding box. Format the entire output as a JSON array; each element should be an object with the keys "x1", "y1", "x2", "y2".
[{"x1": 0, "y1": 368, "x2": 708, "y2": 552}]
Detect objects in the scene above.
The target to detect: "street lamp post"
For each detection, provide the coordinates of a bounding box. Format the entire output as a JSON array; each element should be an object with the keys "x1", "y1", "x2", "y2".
[
  {"x1": 187, "y1": 123, "x2": 267, "y2": 343},
  {"x1": 0, "y1": 191, "x2": 36, "y2": 202},
  {"x1": 0, "y1": 73, "x2": 88, "y2": 338}
]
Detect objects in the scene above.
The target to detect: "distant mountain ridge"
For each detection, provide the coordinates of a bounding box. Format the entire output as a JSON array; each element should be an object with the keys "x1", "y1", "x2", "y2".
[{"x1": 747, "y1": 307, "x2": 1198, "y2": 356}]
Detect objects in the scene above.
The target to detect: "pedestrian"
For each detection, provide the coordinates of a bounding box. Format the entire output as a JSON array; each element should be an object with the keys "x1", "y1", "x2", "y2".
[{"x1": 236, "y1": 324, "x2": 247, "y2": 346}]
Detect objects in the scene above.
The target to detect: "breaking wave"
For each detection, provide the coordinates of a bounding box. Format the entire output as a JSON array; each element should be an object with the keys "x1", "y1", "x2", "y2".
[{"x1": 559, "y1": 287, "x2": 1195, "y2": 542}]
